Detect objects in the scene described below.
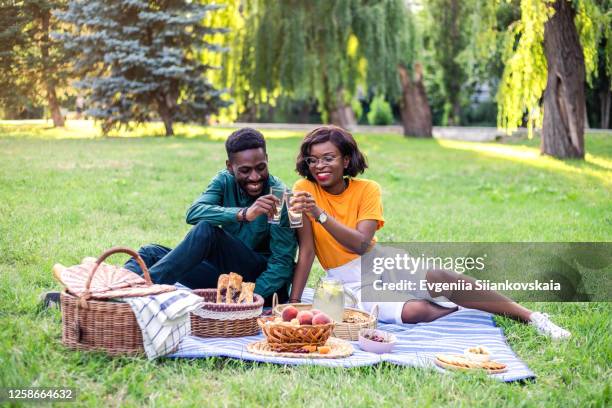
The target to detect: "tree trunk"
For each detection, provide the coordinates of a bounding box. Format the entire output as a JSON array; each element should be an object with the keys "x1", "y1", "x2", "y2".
[
  {"x1": 398, "y1": 63, "x2": 432, "y2": 137},
  {"x1": 156, "y1": 96, "x2": 174, "y2": 136},
  {"x1": 321, "y1": 72, "x2": 356, "y2": 129},
  {"x1": 541, "y1": 0, "x2": 585, "y2": 159},
  {"x1": 329, "y1": 89, "x2": 357, "y2": 130},
  {"x1": 329, "y1": 104, "x2": 357, "y2": 129},
  {"x1": 46, "y1": 83, "x2": 64, "y2": 127},
  {"x1": 41, "y1": 9, "x2": 64, "y2": 127}
]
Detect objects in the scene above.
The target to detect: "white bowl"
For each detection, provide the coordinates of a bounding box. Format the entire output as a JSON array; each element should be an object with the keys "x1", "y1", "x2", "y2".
[{"x1": 358, "y1": 329, "x2": 397, "y2": 354}]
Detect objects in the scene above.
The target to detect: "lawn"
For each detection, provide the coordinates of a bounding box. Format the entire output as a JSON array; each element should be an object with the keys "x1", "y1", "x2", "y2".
[{"x1": 0, "y1": 121, "x2": 611, "y2": 407}]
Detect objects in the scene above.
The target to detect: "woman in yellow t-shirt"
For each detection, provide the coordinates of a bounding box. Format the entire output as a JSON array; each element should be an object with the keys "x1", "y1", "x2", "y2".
[{"x1": 288, "y1": 126, "x2": 570, "y2": 339}]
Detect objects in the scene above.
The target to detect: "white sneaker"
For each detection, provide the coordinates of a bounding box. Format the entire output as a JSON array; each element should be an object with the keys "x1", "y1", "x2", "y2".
[{"x1": 529, "y1": 312, "x2": 571, "y2": 340}]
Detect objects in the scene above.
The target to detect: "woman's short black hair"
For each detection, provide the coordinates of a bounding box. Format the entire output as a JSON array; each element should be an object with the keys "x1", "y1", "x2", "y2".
[
  {"x1": 296, "y1": 125, "x2": 368, "y2": 181},
  {"x1": 225, "y1": 127, "x2": 266, "y2": 159}
]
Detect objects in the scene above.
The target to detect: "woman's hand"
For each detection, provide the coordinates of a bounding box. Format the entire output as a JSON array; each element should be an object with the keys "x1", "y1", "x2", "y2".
[{"x1": 289, "y1": 191, "x2": 321, "y2": 219}]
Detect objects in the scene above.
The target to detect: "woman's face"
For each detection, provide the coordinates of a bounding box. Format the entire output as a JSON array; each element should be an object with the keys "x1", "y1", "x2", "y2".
[{"x1": 306, "y1": 141, "x2": 349, "y2": 189}]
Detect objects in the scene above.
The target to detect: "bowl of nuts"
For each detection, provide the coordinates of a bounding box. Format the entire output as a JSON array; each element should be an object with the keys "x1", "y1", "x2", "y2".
[{"x1": 358, "y1": 328, "x2": 397, "y2": 354}]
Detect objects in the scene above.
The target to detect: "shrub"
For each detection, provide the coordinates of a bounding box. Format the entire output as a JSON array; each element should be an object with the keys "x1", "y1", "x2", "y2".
[{"x1": 367, "y1": 95, "x2": 393, "y2": 125}]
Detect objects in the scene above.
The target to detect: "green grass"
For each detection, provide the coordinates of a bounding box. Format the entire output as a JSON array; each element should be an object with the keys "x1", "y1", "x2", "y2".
[{"x1": 1, "y1": 121, "x2": 611, "y2": 407}]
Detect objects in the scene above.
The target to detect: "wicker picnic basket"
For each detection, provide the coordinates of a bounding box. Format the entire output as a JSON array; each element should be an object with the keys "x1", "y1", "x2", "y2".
[
  {"x1": 273, "y1": 295, "x2": 378, "y2": 341},
  {"x1": 257, "y1": 316, "x2": 335, "y2": 352},
  {"x1": 59, "y1": 247, "x2": 173, "y2": 355},
  {"x1": 190, "y1": 289, "x2": 264, "y2": 338}
]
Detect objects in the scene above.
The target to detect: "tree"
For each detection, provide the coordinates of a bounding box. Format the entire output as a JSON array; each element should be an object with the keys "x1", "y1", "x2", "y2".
[
  {"x1": 398, "y1": 62, "x2": 432, "y2": 137},
  {"x1": 397, "y1": 8, "x2": 433, "y2": 137},
  {"x1": 56, "y1": 0, "x2": 229, "y2": 136},
  {"x1": 219, "y1": 0, "x2": 411, "y2": 130},
  {"x1": 422, "y1": 0, "x2": 469, "y2": 126},
  {"x1": 495, "y1": 0, "x2": 611, "y2": 159},
  {"x1": 541, "y1": 0, "x2": 586, "y2": 158},
  {"x1": 0, "y1": 0, "x2": 69, "y2": 126}
]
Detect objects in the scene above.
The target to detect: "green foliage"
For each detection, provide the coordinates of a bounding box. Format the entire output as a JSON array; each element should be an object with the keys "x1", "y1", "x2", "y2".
[
  {"x1": 0, "y1": 0, "x2": 70, "y2": 118},
  {"x1": 422, "y1": 0, "x2": 470, "y2": 125},
  {"x1": 497, "y1": 0, "x2": 551, "y2": 136},
  {"x1": 575, "y1": 0, "x2": 612, "y2": 85},
  {"x1": 55, "y1": 0, "x2": 229, "y2": 135},
  {"x1": 215, "y1": 0, "x2": 409, "y2": 122},
  {"x1": 367, "y1": 95, "x2": 393, "y2": 125},
  {"x1": 351, "y1": 98, "x2": 364, "y2": 122},
  {"x1": 496, "y1": 0, "x2": 611, "y2": 135}
]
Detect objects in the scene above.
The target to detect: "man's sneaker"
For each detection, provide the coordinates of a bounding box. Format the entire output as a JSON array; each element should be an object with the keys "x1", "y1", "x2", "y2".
[
  {"x1": 529, "y1": 312, "x2": 571, "y2": 340},
  {"x1": 40, "y1": 291, "x2": 61, "y2": 309}
]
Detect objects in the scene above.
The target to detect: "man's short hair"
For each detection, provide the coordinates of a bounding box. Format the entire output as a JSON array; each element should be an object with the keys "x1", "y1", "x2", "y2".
[{"x1": 225, "y1": 128, "x2": 266, "y2": 158}]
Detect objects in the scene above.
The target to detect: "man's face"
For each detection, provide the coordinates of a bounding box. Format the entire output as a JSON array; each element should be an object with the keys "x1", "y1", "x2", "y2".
[{"x1": 226, "y1": 148, "x2": 269, "y2": 197}]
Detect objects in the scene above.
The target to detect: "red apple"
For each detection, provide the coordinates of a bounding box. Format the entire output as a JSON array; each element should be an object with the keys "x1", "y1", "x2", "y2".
[{"x1": 310, "y1": 309, "x2": 323, "y2": 316}]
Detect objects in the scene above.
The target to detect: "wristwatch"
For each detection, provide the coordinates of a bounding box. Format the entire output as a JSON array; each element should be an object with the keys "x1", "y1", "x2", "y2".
[{"x1": 316, "y1": 211, "x2": 328, "y2": 224}]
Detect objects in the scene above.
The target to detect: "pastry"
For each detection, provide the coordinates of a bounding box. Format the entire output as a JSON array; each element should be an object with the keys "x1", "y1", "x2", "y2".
[
  {"x1": 226, "y1": 272, "x2": 243, "y2": 303},
  {"x1": 237, "y1": 282, "x2": 255, "y2": 303},
  {"x1": 216, "y1": 274, "x2": 229, "y2": 303},
  {"x1": 436, "y1": 353, "x2": 507, "y2": 372}
]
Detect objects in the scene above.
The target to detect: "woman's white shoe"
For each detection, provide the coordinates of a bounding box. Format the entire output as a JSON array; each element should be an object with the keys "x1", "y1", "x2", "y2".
[{"x1": 529, "y1": 312, "x2": 571, "y2": 340}]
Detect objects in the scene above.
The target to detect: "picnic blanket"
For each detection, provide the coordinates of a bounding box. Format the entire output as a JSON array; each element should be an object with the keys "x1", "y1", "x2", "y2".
[{"x1": 168, "y1": 289, "x2": 535, "y2": 382}]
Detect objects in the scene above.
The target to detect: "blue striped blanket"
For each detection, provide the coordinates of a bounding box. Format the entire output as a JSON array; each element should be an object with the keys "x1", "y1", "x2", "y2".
[{"x1": 168, "y1": 289, "x2": 535, "y2": 382}]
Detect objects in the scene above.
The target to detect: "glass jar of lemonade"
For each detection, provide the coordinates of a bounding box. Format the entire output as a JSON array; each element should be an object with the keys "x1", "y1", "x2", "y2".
[{"x1": 312, "y1": 278, "x2": 356, "y2": 323}]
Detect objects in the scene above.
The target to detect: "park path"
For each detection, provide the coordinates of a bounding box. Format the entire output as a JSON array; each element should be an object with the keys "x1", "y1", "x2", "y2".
[{"x1": 227, "y1": 123, "x2": 611, "y2": 142}]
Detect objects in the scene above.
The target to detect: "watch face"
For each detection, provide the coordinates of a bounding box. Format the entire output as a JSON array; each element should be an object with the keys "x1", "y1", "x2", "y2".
[{"x1": 319, "y1": 212, "x2": 328, "y2": 223}]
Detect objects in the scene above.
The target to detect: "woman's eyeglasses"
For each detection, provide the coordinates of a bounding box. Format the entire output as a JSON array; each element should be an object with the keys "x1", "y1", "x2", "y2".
[{"x1": 304, "y1": 155, "x2": 337, "y2": 167}]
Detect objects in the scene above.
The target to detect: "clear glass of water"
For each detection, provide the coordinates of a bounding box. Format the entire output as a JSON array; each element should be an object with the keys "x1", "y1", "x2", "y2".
[
  {"x1": 285, "y1": 190, "x2": 303, "y2": 228},
  {"x1": 269, "y1": 186, "x2": 285, "y2": 224}
]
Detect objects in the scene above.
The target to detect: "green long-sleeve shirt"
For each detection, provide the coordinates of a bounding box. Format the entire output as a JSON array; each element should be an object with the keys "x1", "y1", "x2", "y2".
[{"x1": 185, "y1": 170, "x2": 297, "y2": 298}]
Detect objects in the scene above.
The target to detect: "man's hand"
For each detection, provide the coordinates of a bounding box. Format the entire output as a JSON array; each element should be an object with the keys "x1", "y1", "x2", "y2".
[
  {"x1": 245, "y1": 194, "x2": 279, "y2": 222},
  {"x1": 289, "y1": 191, "x2": 321, "y2": 219}
]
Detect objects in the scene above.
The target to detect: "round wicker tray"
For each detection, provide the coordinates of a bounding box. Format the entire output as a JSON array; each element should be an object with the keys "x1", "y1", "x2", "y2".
[
  {"x1": 434, "y1": 355, "x2": 508, "y2": 374},
  {"x1": 190, "y1": 288, "x2": 263, "y2": 338},
  {"x1": 247, "y1": 337, "x2": 353, "y2": 359}
]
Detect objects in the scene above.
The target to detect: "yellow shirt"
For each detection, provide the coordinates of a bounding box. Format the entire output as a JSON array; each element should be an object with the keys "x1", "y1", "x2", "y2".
[{"x1": 293, "y1": 178, "x2": 385, "y2": 270}]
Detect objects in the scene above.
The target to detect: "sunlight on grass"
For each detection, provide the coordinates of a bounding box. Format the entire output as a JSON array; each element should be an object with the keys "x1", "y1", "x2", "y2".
[
  {"x1": 0, "y1": 120, "x2": 307, "y2": 140},
  {"x1": 437, "y1": 139, "x2": 612, "y2": 185}
]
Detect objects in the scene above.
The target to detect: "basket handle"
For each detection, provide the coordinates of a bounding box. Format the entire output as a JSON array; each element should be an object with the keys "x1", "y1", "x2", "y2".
[
  {"x1": 370, "y1": 304, "x2": 379, "y2": 322},
  {"x1": 272, "y1": 292, "x2": 278, "y2": 309},
  {"x1": 343, "y1": 288, "x2": 358, "y2": 308},
  {"x1": 81, "y1": 247, "x2": 152, "y2": 301}
]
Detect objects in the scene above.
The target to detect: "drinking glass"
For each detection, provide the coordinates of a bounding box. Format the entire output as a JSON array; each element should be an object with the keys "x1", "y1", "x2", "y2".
[
  {"x1": 285, "y1": 190, "x2": 303, "y2": 228},
  {"x1": 269, "y1": 186, "x2": 285, "y2": 224}
]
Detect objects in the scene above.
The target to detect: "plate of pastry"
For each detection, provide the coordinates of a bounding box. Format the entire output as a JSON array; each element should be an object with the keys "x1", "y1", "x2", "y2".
[{"x1": 434, "y1": 353, "x2": 507, "y2": 374}]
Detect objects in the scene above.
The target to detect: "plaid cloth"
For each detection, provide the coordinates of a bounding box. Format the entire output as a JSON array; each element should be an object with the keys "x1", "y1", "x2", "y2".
[{"x1": 121, "y1": 290, "x2": 203, "y2": 359}]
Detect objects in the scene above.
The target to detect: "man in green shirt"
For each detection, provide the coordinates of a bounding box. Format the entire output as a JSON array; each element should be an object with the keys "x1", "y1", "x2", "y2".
[{"x1": 124, "y1": 128, "x2": 297, "y2": 304}]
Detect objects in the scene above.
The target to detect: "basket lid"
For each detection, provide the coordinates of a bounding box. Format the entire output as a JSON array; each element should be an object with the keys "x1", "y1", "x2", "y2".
[{"x1": 53, "y1": 257, "x2": 174, "y2": 299}]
